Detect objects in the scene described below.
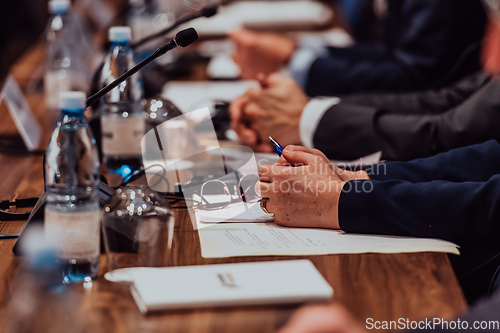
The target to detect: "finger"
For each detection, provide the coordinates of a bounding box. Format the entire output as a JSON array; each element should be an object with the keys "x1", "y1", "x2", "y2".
[
  {"x1": 277, "y1": 153, "x2": 294, "y2": 167},
  {"x1": 244, "y1": 102, "x2": 267, "y2": 119},
  {"x1": 256, "y1": 72, "x2": 269, "y2": 88},
  {"x1": 266, "y1": 72, "x2": 285, "y2": 86},
  {"x1": 245, "y1": 87, "x2": 262, "y2": 101},
  {"x1": 230, "y1": 99, "x2": 259, "y2": 146},
  {"x1": 254, "y1": 181, "x2": 261, "y2": 196},
  {"x1": 263, "y1": 197, "x2": 276, "y2": 215},
  {"x1": 235, "y1": 124, "x2": 258, "y2": 146},
  {"x1": 283, "y1": 145, "x2": 329, "y2": 161},
  {"x1": 229, "y1": 96, "x2": 248, "y2": 124},
  {"x1": 229, "y1": 28, "x2": 251, "y2": 44},
  {"x1": 256, "y1": 181, "x2": 274, "y2": 198},
  {"x1": 229, "y1": 97, "x2": 257, "y2": 139},
  {"x1": 258, "y1": 165, "x2": 275, "y2": 182},
  {"x1": 281, "y1": 149, "x2": 327, "y2": 166}
]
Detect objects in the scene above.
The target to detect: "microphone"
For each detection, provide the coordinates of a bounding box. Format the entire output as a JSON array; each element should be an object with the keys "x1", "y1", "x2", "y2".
[
  {"x1": 130, "y1": 5, "x2": 217, "y2": 50},
  {"x1": 85, "y1": 28, "x2": 198, "y2": 108}
]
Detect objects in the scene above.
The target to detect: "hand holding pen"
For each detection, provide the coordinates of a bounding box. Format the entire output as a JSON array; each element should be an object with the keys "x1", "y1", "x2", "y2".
[{"x1": 267, "y1": 137, "x2": 370, "y2": 182}]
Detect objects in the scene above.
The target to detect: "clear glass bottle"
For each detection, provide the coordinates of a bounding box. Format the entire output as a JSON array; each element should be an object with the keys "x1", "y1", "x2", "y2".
[
  {"x1": 44, "y1": 91, "x2": 101, "y2": 283},
  {"x1": 44, "y1": 0, "x2": 88, "y2": 111},
  {"x1": 99, "y1": 26, "x2": 146, "y2": 174}
]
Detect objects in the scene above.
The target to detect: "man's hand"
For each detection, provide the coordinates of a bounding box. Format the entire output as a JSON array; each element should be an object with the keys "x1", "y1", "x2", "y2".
[
  {"x1": 256, "y1": 147, "x2": 345, "y2": 229},
  {"x1": 277, "y1": 304, "x2": 368, "y2": 333},
  {"x1": 229, "y1": 73, "x2": 308, "y2": 151},
  {"x1": 230, "y1": 28, "x2": 297, "y2": 80},
  {"x1": 277, "y1": 146, "x2": 370, "y2": 182}
]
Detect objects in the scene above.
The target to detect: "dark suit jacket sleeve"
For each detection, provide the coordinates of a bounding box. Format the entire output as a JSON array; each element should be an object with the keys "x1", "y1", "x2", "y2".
[
  {"x1": 339, "y1": 175, "x2": 500, "y2": 246},
  {"x1": 313, "y1": 77, "x2": 500, "y2": 161},
  {"x1": 366, "y1": 141, "x2": 500, "y2": 183},
  {"x1": 339, "y1": 141, "x2": 500, "y2": 246},
  {"x1": 339, "y1": 140, "x2": 500, "y2": 245},
  {"x1": 339, "y1": 71, "x2": 490, "y2": 114},
  {"x1": 305, "y1": 0, "x2": 486, "y2": 96}
]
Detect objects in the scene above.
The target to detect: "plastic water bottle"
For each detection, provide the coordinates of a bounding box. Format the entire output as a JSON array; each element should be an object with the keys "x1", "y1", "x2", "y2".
[
  {"x1": 44, "y1": 0, "x2": 88, "y2": 111},
  {"x1": 4, "y1": 227, "x2": 86, "y2": 333},
  {"x1": 44, "y1": 91, "x2": 101, "y2": 283},
  {"x1": 99, "y1": 26, "x2": 145, "y2": 174}
]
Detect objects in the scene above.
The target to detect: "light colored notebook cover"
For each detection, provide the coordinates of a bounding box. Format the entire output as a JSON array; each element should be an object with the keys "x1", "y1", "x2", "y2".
[{"x1": 130, "y1": 260, "x2": 333, "y2": 313}]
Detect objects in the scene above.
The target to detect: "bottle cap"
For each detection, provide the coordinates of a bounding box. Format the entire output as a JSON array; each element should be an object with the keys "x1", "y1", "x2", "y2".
[
  {"x1": 109, "y1": 27, "x2": 132, "y2": 43},
  {"x1": 59, "y1": 91, "x2": 86, "y2": 111},
  {"x1": 48, "y1": 0, "x2": 70, "y2": 14}
]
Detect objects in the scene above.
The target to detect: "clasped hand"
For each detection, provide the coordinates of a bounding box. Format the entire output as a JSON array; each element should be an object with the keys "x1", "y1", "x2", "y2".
[{"x1": 229, "y1": 73, "x2": 308, "y2": 152}]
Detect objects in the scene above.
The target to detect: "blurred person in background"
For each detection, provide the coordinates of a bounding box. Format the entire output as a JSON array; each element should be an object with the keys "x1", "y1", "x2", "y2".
[
  {"x1": 229, "y1": 10, "x2": 500, "y2": 161},
  {"x1": 0, "y1": 0, "x2": 47, "y2": 82},
  {"x1": 230, "y1": 0, "x2": 486, "y2": 96},
  {"x1": 253, "y1": 1, "x2": 500, "y2": 327}
]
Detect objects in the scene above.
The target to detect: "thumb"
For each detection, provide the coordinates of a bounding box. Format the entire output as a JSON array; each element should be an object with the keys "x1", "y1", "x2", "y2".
[
  {"x1": 282, "y1": 149, "x2": 325, "y2": 167},
  {"x1": 266, "y1": 73, "x2": 285, "y2": 87},
  {"x1": 256, "y1": 73, "x2": 269, "y2": 88}
]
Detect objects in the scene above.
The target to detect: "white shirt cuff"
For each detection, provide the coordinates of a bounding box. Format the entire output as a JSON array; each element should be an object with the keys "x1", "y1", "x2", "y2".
[
  {"x1": 300, "y1": 97, "x2": 341, "y2": 148},
  {"x1": 288, "y1": 44, "x2": 328, "y2": 90}
]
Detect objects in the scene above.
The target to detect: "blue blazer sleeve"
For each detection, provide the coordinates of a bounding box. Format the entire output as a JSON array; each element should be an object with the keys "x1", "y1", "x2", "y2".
[
  {"x1": 339, "y1": 176, "x2": 500, "y2": 246},
  {"x1": 305, "y1": 0, "x2": 486, "y2": 96},
  {"x1": 339, "y1": 141, "x2": 500, "y2": 246},
  {"x1": 368, "y1": 141, "x2": 500, "y2": 183}
]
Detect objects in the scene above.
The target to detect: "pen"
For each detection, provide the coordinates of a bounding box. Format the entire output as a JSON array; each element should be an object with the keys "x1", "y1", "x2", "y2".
[{"x1": 269, "y1": 136, "x2": 283, "y2": 156}]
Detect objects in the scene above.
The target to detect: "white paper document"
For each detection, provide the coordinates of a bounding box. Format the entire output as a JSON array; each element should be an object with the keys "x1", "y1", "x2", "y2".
[
  {"x1": 129, "y1": 259, "x2": 333, "y2": 313},
  {"x1": 197, "y1": 223, "x2": 459, "y2": 258}
]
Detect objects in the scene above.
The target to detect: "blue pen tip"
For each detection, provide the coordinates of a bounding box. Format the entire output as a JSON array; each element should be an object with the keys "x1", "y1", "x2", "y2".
[{"x1": 269, "y1": 136, "x2": 283, "y2": 156}]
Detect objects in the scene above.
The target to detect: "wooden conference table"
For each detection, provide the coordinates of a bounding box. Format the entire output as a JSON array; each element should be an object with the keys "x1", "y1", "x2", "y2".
[{"x1": 0, "y1": 44, "x2": 467, "y2": 333}]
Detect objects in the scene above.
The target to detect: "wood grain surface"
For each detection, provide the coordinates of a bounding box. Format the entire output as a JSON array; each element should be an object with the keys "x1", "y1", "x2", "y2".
[{"x1": 0, "y1": 41, "x2": 468, "y2": 333}]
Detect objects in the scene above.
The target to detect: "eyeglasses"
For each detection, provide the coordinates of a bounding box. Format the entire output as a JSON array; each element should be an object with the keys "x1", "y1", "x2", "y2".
[{"x1": 199, "y1": 174, "x2": 260, "y2": 210}]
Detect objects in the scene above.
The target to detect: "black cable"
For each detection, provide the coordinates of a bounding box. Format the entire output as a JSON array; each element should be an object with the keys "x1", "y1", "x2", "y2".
[
  {"x1": 0, "y1": 197, "x2": 39, "y2": 210},
  {"x1": 0, "y1": 139, "x2": 45, "y2": 156}
]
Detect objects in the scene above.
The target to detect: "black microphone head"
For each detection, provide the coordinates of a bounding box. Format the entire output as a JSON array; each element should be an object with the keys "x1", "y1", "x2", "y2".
[
  {"x1": 175, "y1": 28, "x2": 198, "y2": 47},
  {"x1": 202, "y1": 5, "x2": 218, "y2": 18}
]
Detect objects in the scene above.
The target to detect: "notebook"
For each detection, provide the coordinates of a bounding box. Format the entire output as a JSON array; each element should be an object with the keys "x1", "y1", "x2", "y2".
[{"x1": 130, "y1": 260, "x2": 333, "y2": 313}]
